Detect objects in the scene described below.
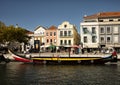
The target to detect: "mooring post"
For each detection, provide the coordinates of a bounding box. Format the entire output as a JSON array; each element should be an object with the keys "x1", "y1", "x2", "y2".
[{"x1": 69, "y1": 47, "x2": 70, "y2": 57}]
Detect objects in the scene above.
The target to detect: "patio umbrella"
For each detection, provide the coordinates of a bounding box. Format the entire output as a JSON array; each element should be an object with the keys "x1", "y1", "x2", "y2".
[{"x1": 49, "y1": 45, "x2": 56, "y2": 50}]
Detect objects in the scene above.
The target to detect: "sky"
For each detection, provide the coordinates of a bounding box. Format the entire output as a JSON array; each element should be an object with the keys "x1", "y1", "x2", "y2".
[{"x1": 0, "y1": 0, "x2": 120, "y2": 32}]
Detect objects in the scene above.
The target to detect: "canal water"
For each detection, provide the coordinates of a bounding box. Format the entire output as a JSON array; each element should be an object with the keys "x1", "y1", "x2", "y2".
[{"x1": 0, "y1": 62, "x2": 120, "y2": 85}]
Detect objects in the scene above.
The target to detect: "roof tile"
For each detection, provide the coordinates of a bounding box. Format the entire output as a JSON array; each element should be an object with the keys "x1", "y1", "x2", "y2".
[{"x1": 84, "y1": 12, "x2": 120, "y2": 19}]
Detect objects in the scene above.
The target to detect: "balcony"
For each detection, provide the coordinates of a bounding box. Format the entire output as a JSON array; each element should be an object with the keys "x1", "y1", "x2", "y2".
[
  {"x1": 59, "y1": 35, "x2": 73, "y2": 38},
  {"x1": 34, "y1": 34, "x2": 44, "y2": 37},
  {"x1": 60, "y1": 43, "x2": 71, "y2": 46}
]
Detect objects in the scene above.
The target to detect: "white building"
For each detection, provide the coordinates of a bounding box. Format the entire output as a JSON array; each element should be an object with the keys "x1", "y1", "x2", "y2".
[
  {"x1": 80, "y1": 12, "x2": 120, "y2": 52},
  {"x1": 34, "y1": 26, "x2": 46, "y2": 51},
  {"x1": 58, "y1": 21, "x2": 80, "y2": 53}
]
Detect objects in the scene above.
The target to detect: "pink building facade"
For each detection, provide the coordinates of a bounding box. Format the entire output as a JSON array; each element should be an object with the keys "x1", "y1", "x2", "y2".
[{"x1": 45, "y1": 25, "x2": 58, "y2": 47}]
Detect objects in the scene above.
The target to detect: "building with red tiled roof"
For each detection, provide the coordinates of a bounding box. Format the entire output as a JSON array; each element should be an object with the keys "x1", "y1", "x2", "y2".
[
  {"x1": 26, "y1": 30, "x2": 34, "y2": 36},
  {"x1": 47, "y1": 25, "x2": 57, "y2": 30},
  {"x1": 84, "y1": 12, "x2": 120, "y2": 19},
  {"x1": 45, "y1": 25, "x2": 58, "y2": 47},
  {"x1": 80, "y1": 12, "x2": 120, "y2": 53}
]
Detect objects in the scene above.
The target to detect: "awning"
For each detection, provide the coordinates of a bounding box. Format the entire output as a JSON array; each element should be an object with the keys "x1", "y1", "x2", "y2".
[
  {"x1": 64, "y1": 45, "x2": 71, "y2": 47},
  {"x1": 71, "y1": 45, "x2": 81, "y2": 48},
  {"x1": 41, "y1": 45, "x2": 50, "y2": 48},
  {"x1": 64, "y1": 45, "x2": 81, "y2": 48}
]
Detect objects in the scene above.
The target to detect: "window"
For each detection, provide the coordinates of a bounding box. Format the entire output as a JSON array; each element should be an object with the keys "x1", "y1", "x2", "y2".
[
  {"x1": 100, "y1": 27, "x2": 105, "y2": 33},
  {"x1": 64, "y1": 25, "x2": 67, "y2": 28},
  {"x1": 40, "y1": 32, "x2": 42, "y2": 34},
  {"x1": 92, "y1": 27, "x2": 96, "y2": 34},
  {"x1": 50, "y1": 32, "x2": 52, "y2": 36},
  {"x1": 47, "y1": 39, "x2": 49, "y2": 43},
  {"x1": 107, "y1": 27, "x2": 111, "y2": 33},
  {"x1": 107, "y1": 37, "x2": 111, "y2": 43},
  {"x1": 64, "y1": 40, "x2": 67, "y2": 45},
  {"x1": 100, "y1": 37, "x2": 104, "y2": 43},
  {"x1": 84, "y1": 36, "x2": 87, "y2": 43},
  {"x1": 109, "y1": 19, "x2": 113, "y2": 22},
  {"x1": 54, "y1": 32, "x2": 56, "y2": 36},
  {"x1": 83, "y1": 28, "x2": 88, "y2": 34},
  {"x1": 40, "y1": 31, "x2": 44, "y2": 35},
  {"x1": 99, "y1": 20, "x2": 103, "y2": 22},
  {"x1": 92, "y1": 36, "x2": 96, "y2": 43},
  {"x1": 68, "y1": 31, "x2": 71, "y2": 36},
  {"x1": 50, "y1": 39, "x2": 52, "y2": 43},
  {"x1": 64, "y1": 31, "x2": 67, "y2": 36},
  {"x1": 60, "y1": 31, "x2": 63, "y2": 36},
  {"x1": 60, "y1": 40, "x2": 63, "y2": 45},
  {"x1": 68, "y1": 40, "x2": 71, "y2": 45},
  {"x1": 46, "y1": 32, "x2": 48, "y2": 36}
]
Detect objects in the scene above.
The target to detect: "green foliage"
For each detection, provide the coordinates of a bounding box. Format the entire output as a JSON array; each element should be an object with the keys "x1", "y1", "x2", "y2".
[
  {"x1": 0, "y1": 21, "x2": 29, "y2": 45},
  {"x1": 0, "y1": 21, "x2": 6, "y2": 28}
]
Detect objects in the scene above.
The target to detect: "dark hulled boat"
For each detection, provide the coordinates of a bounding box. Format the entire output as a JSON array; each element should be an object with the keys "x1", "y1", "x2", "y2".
[
  {"x1": 7, "y1": 49, "x2": 118, "y2": 65},
  {"x1": 0, "y1": 53, "x2": 10, "y2": 63}
]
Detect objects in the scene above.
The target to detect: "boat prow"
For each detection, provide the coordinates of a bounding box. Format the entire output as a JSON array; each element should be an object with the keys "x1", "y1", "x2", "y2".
[
  {"x1": 8, "y1": 50, "x2": 33, "y2": 63},
  {"x1": 0, "y1": 53, "x2": 10, "y2": 64}
]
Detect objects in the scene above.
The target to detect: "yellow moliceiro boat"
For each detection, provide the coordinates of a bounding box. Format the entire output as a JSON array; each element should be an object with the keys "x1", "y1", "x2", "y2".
[
  {"x1": 31, "y1": 55, "x2": 117, "y2": 64},
  {"x1": 8, "y1": 50, "x2": 118, "y2": 65}
]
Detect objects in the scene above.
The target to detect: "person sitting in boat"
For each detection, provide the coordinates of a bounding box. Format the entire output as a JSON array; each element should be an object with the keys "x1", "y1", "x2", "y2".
[{"x1": 112, "y1": 49, "x2": 118, "y2": 59}]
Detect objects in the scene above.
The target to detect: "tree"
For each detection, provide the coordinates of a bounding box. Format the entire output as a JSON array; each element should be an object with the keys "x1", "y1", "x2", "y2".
[
  {"x1": 0, "y1": 22, "x2": 29, "y2": 47},
  {"x1": 0, "y1": 21, "x2": 6, "y2": 28}
]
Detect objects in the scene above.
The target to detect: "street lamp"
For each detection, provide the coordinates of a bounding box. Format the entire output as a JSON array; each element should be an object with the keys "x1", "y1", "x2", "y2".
[{"x1": 39, "y1": 41, "x2": 41, "y2": 57}]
